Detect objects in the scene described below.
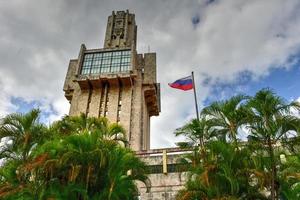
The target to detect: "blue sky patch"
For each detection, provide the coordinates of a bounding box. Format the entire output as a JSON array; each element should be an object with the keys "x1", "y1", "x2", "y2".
[
  {"x1": 202, "y1": 64, "x2": 300, "y2": 106},
  {"x1": 10, "y1": 97, "x2": 57, "y2": 124}
]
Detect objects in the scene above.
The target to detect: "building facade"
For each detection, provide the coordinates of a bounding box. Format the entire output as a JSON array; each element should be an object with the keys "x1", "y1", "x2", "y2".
[
  {"x1": 136, "y1": 148, "x2": 188, "y2": 200},
  {"x1": 63, "y1": 10, "x2": 184, "y2": 200},
  {"x1": 63, "y1": 10, "x2": 160, "y2": 151}
]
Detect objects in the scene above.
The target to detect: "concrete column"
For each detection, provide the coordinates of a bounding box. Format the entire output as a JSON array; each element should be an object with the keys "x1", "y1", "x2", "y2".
[{"x1": 88, "y1": 88, "x2": 101, "y2": 117}]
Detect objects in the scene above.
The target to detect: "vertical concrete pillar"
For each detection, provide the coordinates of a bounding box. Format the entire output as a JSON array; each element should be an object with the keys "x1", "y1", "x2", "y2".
[{"x1": 163, "y1": 150, "x2": 167, "y2": 174}]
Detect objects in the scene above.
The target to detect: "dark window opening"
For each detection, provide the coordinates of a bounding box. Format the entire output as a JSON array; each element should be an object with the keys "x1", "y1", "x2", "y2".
[{"x1": 146, "y1": 164, "x2": 190, "y2": 174}]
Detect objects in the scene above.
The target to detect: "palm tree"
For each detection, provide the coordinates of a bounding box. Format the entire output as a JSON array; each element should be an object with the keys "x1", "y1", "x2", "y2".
[
  {"x1": 245, "y1": 88, "x2": 300, "y2": 200},
  {"x1": 176, "y1": 140, "x2": 266, "y2": 200},
  {"x1": 0, "y1": 110, "x2": 148, "y2": 199},
  {"x1": 51, "y1": 113, "x2": 127, "y2": 144},
  {"x1": 279, "y1": 154, "x2": 300, "y2": 199},
  {"x1": 175, "y1": 117, "x2": 211, "y2": 151},
  {"x1": 0, "y1": 109, "x2": 47, "y2": 162},
  {"x1": 26, "y1": 131, "x2": 149, "y2": 200},
  {"x1": 201, "y1": 95, "x2": 248, "y2": 148}
]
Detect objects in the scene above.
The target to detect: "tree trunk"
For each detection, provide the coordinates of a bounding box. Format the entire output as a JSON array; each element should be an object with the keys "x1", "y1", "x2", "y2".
[
  {"x1": 108, "y1": 180, "x2": 115, "y2": 200},
  {"x1": 86, "y1": 165, "x2": 92, "y2": 191},
  {"x1": 267, "y1": 137, "x2": 277, "y2": 200},
  {"x1": 199, "y1": 136, "x2": 207, "y2": 162},
  {"x1": 231, "y1": 130, "x2": 240, "y2": 153},
  {"x1": 22, "y1": 132, "x2": 31, "y2": 161}
]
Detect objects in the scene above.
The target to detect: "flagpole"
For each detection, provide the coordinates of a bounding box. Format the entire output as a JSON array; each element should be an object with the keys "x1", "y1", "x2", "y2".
[
  {"x1": 192, "y1": 71, "x2": 204, "y2": 149},
  {"x1": 191, "y1": 71, "x2": 199, "y2": 121}
]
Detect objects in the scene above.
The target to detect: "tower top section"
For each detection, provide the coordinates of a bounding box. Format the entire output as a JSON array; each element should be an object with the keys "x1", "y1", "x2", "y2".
[{"x1": 104, "y1": 10, "x2": 137, "y2": 49}]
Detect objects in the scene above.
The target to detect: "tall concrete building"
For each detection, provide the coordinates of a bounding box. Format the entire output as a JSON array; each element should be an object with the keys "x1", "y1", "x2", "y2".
[
  {"x1": 63, "y1": 10, "x2": 185, "y2": 200},
  {"x1": 63, "y1": 10, "x2": 160, "y2": 151}
]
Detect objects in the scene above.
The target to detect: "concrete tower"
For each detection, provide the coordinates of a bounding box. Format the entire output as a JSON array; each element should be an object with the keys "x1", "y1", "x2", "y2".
[{"x1": 63, "y1": 10, "x2": 160, "y2": 151}]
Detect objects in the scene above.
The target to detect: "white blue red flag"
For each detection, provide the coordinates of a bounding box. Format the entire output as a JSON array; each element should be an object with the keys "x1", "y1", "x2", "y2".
[{"x1": 168, "y1": 76, "x2": 193, "y2": 91}]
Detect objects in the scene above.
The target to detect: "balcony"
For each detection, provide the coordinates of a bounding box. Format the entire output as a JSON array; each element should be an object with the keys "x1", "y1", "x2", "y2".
[{"x1": 75, "y1": 71, "x2": 136, "y2": 89}]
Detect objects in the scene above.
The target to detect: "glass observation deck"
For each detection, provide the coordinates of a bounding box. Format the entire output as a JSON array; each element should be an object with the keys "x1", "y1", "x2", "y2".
[{"x1": 80, "y1": 49, "x2": 131, "y2": 75}]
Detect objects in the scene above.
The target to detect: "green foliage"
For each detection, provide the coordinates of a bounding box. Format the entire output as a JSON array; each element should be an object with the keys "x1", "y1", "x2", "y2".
[
  {"x1": 0, "y1": 109, "x2": 48, "y2": 162},
  {"x1": 0, "y1": 112, "x2": 147, "y2": 200},
  {"x1": 201, "y1": 94, "x2": 249, "y2": 146},
  {"x1": 176, "y1": 89, "x2": 300, "y2": 200}
]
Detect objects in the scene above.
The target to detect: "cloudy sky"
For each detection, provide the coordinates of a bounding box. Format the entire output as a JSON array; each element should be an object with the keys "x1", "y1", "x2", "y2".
[{"x1": 1, "y1": 0, "x2": 300, "y2": 149}]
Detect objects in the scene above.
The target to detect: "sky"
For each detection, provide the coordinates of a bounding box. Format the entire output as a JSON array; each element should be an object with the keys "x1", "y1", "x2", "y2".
[{"x1": 1, "y1": 0, "x2": 300, "y2": 149}]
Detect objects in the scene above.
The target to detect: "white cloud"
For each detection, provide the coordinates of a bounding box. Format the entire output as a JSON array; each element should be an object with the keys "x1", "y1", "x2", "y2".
[
  {"x1": 290, "y1": 97, "x2": 300, "y2": 117},
  {"x1": 192, "y1": 0, "x2": 300, "y2": 80},
  {"x1": 148, "y1": 0, "x2": 300, "y2": 148},
  {"x1": 0, "y1": 0, "x2": 300, "y2": 148},
  {"x1": 47, "y1": 97, "x2": 70, "y2": 123},
  {"x1": 0, "y1": 92, "x2": 17, "y2": 118}
]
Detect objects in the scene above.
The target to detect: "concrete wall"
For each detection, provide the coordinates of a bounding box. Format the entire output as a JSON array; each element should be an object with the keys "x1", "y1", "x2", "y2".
[
  {"x1": 136, "y1": 149, "x2": 189, "y2": 200},
  {"x1": 63, "y1": 59, "x2": 78, "y2": 93},
  {"x1": 144, "y1": 53, "x2": 156, "y2": 84},
  {"x1": 88, "y1": 88, "x2": 101, "y2": 117},
  {"x1": 119, "y1": 85, "x2": 133, "y2": 141},
  {"x1": 130, "y1": 70, "x2": 143, "y2": 150},
  {"x1": 106, "y1": 84, "x2": 119, "y2": 123}
]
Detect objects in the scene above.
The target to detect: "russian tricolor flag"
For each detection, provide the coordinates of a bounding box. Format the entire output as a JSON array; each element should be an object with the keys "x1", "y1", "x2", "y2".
[{"x1": 168, "y1": 76, "x2": 193, "y2": 91}]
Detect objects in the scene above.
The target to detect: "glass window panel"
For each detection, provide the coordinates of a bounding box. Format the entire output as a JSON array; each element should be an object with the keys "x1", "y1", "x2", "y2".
[
  {"x1": 111, "y1": 66, "x2": 119, "y2": 72},
  {"x1": 81, "y1": 50, "x2": 131, "y2": 74},
  {"x1": 85, "y1": 54, "x2": 93, "y2": 58},
  {"x1": 112, "y1": 58, "x2": 121, "y2": 64},
  {"x1": 122, "y1": 50, "x2": 130, "y2": 55},
  {"x1": 83, "y1": 69, "x2": 90, "y2": 74},
  {"x1": 121, "y1": 62, "x2": 129, "y2": 66},
  {"x1": 94, "y1": 53, "x2": 102, "y2": 58},
  {"x1": 112, "y1": 51, "x2": 120, "y2": 56},
  {"x1": 95, "y1": 68, "x2": 101, "y2": 74},
  {"x1": 102, "y1": 64, "x2": 110, "y2": 67},
  {"x1": 101, "y1": 67, "x2": 109, "y2": 73},
  {"x1": 91, "y1": 68, "x2": 96, "y2": 74},
  {"x1": 111, "y1": 63, "x2": 119, "y2": 68},
  {"x1": 121, "y1": 66, "x2": 128, "y2": 71},
  {"x1": 82, "y1": 68, "x2": 90, "y2": 72},
  {"x1": 84, "y1": 62, "x2": 92, "y2": 66},
  {"x1": 102, "y1": 59, "x2": 111, "y2": 64},
  {"x1": 103, "y1": 52, "x2": 112, "y2": 57},
  {"x1": 122, "y1": 58, "x2": 129, "y2": 63},
  {"x1": 114, "y1": 55, "x2": 121, "y2": 59},
  {"x1": 93, "y1": 57, "x2": 101, "y2": 62},
  {"x1": 123, "y1": 54, "x2": 130, "y2": 57}
]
